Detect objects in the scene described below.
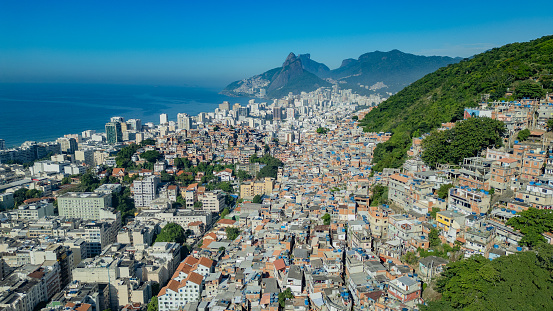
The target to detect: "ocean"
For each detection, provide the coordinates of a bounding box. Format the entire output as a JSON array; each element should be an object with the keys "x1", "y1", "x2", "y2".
[{"x1": 0, "y1": 83, "x2": 252, "y2": 148}]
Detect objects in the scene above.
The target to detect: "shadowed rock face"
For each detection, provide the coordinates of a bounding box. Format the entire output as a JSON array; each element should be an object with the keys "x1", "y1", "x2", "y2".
[
  {"x1": 299, "y1": 54, "x2": 331, "y2": 79},
  {"x1": 267, "y1": 53, "x2": 305, "y2": 93}
]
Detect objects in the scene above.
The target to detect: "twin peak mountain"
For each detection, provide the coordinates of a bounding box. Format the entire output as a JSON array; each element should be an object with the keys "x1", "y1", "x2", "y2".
[{"x1": 221, "y1": 50, "x2": 461, "y2": 99}]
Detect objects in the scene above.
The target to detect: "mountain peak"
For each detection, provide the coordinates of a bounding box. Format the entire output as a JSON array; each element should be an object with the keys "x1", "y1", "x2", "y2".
[{"x1": 283, "y1": 52, "x2": 298, "y2": 67}]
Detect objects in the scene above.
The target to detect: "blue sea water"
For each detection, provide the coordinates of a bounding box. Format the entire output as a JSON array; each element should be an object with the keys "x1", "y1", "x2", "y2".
[{"x1": 0, "y1": 83, "x2": 251, "y2": 148}]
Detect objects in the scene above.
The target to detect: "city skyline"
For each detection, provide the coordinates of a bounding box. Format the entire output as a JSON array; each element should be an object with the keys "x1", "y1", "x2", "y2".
[{"x1": 1, "y1": 0, "x2": 552, "y2": 87}]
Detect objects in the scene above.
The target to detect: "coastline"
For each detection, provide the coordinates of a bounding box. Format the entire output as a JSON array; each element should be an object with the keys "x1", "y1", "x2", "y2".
[{"x1": 0, "y1": 83, "x2": 254, "y2": 148}]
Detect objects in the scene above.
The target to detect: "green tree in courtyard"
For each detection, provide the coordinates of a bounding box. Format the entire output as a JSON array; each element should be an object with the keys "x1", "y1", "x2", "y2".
[
  {"x1": 147, "y1": 296, "x2": 158, "y2": 311},
  {"x1": 140, "y1": 150, "x2": 161, "y2": 163},
  {"x1": 225, "y1": 227, "x2": 240, "y2": 240},
  {"x1": 316, "y1": 127, "x2": 330, "y2": 134},
  {"x1": 429, "y1": 228, "x2": 441, "y2": 247},
  {"x1": 278, "y1": 288, "x2": 295, "y2": 307},
  {"x1": 252, "y1": 194, "x2": 262, "y2": 203},
  {"x1": 517, "y1": 129, "x2": 530, "y2": 141},
  {"x1": 437, "y1": 184, "x2": 454, "y2": 199},
  {"x1": 506, "y1": 208, "x2": 553, "y2": 247},
  {"x1": 155, "y1": 223, "x2": 186, "y2": 244},
  {"x1": 322, "y1": 213, "x2": 331, "y2": 225},
  {"x1": 220, "y1": 207, "x2": 230, "y2": 218}
]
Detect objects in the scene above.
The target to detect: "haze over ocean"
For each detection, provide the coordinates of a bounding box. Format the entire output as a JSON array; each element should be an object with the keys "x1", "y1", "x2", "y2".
[{"x1": 0, "y1": 83, "x2": 252, "y2": 148}]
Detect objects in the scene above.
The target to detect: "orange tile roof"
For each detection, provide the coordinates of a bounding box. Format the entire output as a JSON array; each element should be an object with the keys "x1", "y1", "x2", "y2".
[
  {"x1": 175, "y1": 261, "x2": 188, "y2": 272},
  {"x1": 186, "y1": 271, "x2": 203, "y2": 285},
  {"x1": 390, "y1": 173, "x2": 409, "y2": 183},
  {"x1": 75, "y1": 304, "x2": 92, "y2": 311},
  {"x1": 158, "y1": 279, "x2": 180, "y2": 296},
  {"x1": 217, "y1": 219, "x2": 237, "y2": 225},
  {"x1": 273, "y1": 258, "x2": 286, "y2": 271},
  {"x1": 183, "y1": 256, "x2": 199, "y2": 266},
  {"x1": 203, "y1": 232, "x2": 217, "y2": 241},
  {"x1": 112, "y1": 168, "x2": 125, "y2": 176},
  {"x1": 201, "y1": 239, "x2": 213, "y2": 249},
  {"x1": 198, "y1": 257, "x2": 213, "y2": 268}
]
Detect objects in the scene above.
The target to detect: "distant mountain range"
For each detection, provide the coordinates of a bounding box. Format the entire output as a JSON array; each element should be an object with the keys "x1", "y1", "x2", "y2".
[{"x1": 221, "y1": 50, "x2": 462, "y2": 98}]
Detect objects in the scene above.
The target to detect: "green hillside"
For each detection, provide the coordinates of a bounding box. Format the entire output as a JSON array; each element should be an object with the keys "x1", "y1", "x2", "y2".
[
  {"x1": 360, "y1": 35, "x2": 553, "y2": 171},
  {"x1": 421, "y1": 245, "x2": 553, "y2": 311}
]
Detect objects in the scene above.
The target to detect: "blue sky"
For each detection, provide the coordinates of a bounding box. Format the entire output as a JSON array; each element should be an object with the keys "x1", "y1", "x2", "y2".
[{"x1": 1, "y1": 0, "x2": 552, "y2": 87}]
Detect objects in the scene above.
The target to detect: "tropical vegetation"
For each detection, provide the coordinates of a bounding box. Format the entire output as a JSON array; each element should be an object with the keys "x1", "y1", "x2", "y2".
[
  {"x1": 359, "y1": 35, "x2": 553, "y2": 171},
  {"x1": 421, "y1": 245, "x2": 553, "y2": 311},
  {"x1": 421, "y1": 117, "x2": 505, "y2": 167}
]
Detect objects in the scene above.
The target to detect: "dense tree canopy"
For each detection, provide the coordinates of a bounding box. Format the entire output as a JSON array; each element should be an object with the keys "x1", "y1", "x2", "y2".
[
  {"x1": 428, "y1": 228, "x2": 441, "y2": 247},
  {"x1": 421, "y1": 245, "x2": 553, "y2": 311},
  {"x1": 113, "y1": 187, "x2": 135, "y2": 223},
  {"x1": 156, "y1": 223, "x2": 186, "y2": 244},
  {"x1": 437, "y1": 184, "x2": 454, "y2": 199},
  {"x1": 252, "y1": 194, "x2": 262, "y2": 203},
  {"x1": 13, "y1": 188, "x2": 43, "y2": 207},
  {"x1": 369, "y1": 185, "x2": 388, "y2": 206},
  {"x1": 147, "y1": 296, "x2": 158, "y2": 311},
  {"x1": 220, "y1": 207, "x2": 230, "y2": 218},
  {"x1": 421, "y1": 117, "x2": 505, "y2": 167},
  {"x1": 76, "y1": 172, "x2": 101, "y2": 192},
  {"x1": 236, "y1": 170, "x2": 252, "y2": 180},
  {"x1": 316, "y1": 127, "x2": 330, "y2": 134},
  {"x1": 278, "y1": 288, "x2": 294, "y2": 307},
  {"x1": 140, "y1": 150, "x2": 162, "y2": 163},
  {"x1": 322, "y1": 213, "x2": 331, "y2": 225},
  {"x1": 173, "y1": 157, "x2": 191, "y2": 169},
  {"x1": 514, "y1": 81, "x2": 546, "y2": 99},
  {"x1": 225, "y1": 227, "x2": 240, "y2": 240},
  {"x1": 506, "y1": 208, "x2": 553, "y2": 247},
  {"x1": 250, "y1": 154, "x2": 283, "y2": 179},
  {"x1": 116, "y1": 144, "x2": 140, "y2": 168},
  {"x1": 517, "y1": 128, "x2": 530, "y2": 141}
]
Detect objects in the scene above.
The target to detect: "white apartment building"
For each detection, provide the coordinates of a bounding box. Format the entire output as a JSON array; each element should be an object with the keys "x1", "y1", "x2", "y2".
[
  {"x1": 133, "y1": 175, "x2": 160, "y2": 208},
  {"x1": 58, "y1": 192, "x2": 112, "y2": 220},
  {"x1": 158, "y1": 272, "x2": 203, "y2": 311},
  {"x1": 177, "y1": 113, "x2": 192, "y2": 131}
]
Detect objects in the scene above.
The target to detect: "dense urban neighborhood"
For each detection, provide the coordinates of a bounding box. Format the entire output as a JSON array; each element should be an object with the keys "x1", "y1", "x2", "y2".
[{"x1": 1, "y1": 82, "x2": 553, "y2": 311}]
